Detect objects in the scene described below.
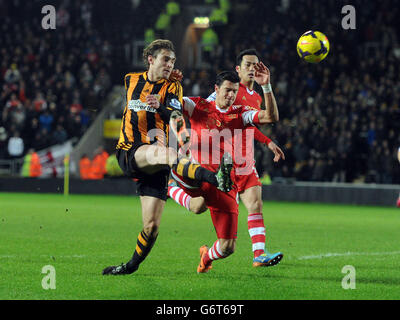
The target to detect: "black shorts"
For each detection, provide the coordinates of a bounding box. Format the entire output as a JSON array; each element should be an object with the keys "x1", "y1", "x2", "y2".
[{"x1": 116, "y1": 146, "x2": 169, "y2": 201}]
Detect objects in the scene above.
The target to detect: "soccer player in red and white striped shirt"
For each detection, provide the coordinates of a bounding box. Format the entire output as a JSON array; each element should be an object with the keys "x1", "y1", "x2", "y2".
[
  {"x1": 174, "y1": 71, "x2": 284, "y2": 273},
  {"x1": 168, "y1": 49, "x2": 284, "y2": 267}
]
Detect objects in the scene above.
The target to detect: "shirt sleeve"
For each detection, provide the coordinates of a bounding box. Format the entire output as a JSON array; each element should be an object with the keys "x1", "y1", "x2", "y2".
[
  {"x1": 183, "y1": 97, "x2": 197, "y2": 117},
  {"x1": 254, "y1": 127, "x2": 272, "y2": 145},
  {"x1": 206, "y1": 91, "x2": 217, "y2": 102},
  {"x1": 241, "y1": 109, "x2": 259, "y2": 126},
  {"x1": 165, "y1": 81, "x2": 183, "y2": 111}
]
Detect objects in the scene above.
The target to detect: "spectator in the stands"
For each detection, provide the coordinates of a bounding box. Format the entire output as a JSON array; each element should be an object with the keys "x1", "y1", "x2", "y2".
[
  {"x1": 7, "y1": 130, "x2": 24, "y2": 159},
  {"x1": 4, "y1": 63, "x2": 21, "y2": 84},
  {"x1": 52, "y1": 124, "x2": 68, "y2": 145}
]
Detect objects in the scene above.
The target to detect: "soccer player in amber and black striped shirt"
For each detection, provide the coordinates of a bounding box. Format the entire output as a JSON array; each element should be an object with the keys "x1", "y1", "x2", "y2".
[{"x1": 102, "y1": 39, "x2": 233, "y2": 276}]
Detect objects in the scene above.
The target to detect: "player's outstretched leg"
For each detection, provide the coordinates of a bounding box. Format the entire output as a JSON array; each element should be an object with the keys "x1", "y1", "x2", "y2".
[
  {"x1": 168, "y1": 178, "x2": 207, "y2": 214},
  {"x1": 168, "y1": 178, "x2": 192, "y2": 211},
  {"x1": 173, "y1": 153, "x2": 233, "y2": 192},
  {"x1": 215, "y1": 153, "x2": 233, "y2": 192}
]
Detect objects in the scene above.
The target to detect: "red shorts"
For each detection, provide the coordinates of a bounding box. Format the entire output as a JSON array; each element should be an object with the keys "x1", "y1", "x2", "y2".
[
  {"x1": 235, "y1": 166, "x2": 262, "y2": 193},
  {"x1": 172, "y1": 171, "x2": 239, "y2": 239}
]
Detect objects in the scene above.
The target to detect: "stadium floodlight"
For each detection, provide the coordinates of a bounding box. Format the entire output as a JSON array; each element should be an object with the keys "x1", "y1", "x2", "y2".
[{"x1": 193, "y1": 17, "x2": 209, "y2": 26}]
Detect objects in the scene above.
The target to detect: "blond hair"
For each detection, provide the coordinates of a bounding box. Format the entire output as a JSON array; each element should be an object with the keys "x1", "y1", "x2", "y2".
[{"x1": 143, "y1": 39, "x2": 175, "y2": 68}]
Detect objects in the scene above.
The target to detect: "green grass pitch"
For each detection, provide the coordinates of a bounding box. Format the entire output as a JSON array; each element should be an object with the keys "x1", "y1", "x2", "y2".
[{"x1": 0, "y1": 192, "x2": 399, "y2": 300}]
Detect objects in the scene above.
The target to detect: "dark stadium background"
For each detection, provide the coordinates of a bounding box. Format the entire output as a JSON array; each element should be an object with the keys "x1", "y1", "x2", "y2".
[{"x1": 1, "y1": 0, "x2": 399, "y2": 189}]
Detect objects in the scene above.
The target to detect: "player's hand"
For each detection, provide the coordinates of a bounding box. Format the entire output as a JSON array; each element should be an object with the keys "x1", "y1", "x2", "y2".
[
  {"x1": 267, "y1": 141, "x2": 285, "y2": 162},
  {"x1": 254, "y1": 62, "x2": 270, "y2": 86},
  {"x1": 146, "y1": 94, "x2": 160, "y2": 109},
  {"x1": 169, "y1": 69, "x2": 183, "y2": 82}
]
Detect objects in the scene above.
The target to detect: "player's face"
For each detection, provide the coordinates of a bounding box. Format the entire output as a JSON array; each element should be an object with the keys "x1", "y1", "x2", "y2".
[
  {"x1": 215, "y1": 80, "x2": 239, "y2": 108},
  {"x1": 236, "y1": 55, "x2": 259, "y2": 83},
  {"x1": 148, "y1": 49, "x2": 176, "y2": 80}
]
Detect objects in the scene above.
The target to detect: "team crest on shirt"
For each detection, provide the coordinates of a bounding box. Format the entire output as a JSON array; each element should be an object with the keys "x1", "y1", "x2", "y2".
[{"x1": 169, "y1": 98, "x2": 182, "y2": 110}]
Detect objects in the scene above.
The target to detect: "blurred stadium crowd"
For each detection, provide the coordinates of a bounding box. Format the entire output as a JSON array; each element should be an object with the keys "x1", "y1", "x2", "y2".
[
  {"x1": 0, "y1": 0, "x2": 112, "y2": 160},
  {"x1": 182, "y1": 0, "x2": 400, "y2": 184},
  {"x1": 0, "y1": 0, "x2": 399, "y2": 183}
]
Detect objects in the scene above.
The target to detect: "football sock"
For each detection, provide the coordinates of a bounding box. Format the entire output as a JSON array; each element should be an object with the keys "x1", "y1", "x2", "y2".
[
  {"x1": 173, "y1": 158, "x2": 217, "y2": 186},
  {"x1": 168, "y1": 184, "x2": 192, "y2": 211},
  {"x1": 126, "y1": 230, "x2": 157, "y2": 273},
  {"x1": 203, "y1": 240, "x2": 227, "y2": 266},
  {"x1": 248, "y1": 213, "x2": 266, "y2": 258}
]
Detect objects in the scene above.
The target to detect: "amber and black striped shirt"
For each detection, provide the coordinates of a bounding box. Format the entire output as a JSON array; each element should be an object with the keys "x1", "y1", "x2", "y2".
[{"x1": 117, "y1": 71, "x2": 183, "y2": 151}]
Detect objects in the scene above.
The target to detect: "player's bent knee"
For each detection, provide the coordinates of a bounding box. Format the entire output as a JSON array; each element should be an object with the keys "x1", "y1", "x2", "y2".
[{"x1": 190, "y1": 197, "x2": 207, "y2": 214}]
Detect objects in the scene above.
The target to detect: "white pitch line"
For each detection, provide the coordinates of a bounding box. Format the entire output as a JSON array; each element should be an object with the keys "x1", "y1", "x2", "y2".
[{"x1": 297, "y1": 251, "x2": 400, "y2": 260}]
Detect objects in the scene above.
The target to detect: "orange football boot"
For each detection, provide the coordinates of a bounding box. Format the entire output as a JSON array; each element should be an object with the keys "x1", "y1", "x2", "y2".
[{"x1": 197, "y1": 245, "x2": 213, "y2": 274}]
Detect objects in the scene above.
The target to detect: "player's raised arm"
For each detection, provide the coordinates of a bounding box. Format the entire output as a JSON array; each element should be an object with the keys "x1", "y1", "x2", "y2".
[
  {"x1": 242, "y1": 107, "x2": 276, "y2": 125},
  {"x1": 254, "y1": 62, "x2": 279, "y2": 122}
]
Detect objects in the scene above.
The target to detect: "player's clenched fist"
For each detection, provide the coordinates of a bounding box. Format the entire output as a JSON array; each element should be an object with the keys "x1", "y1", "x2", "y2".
[{"x1": 146, "y1": 94, "x2": 160, "y2": 109}]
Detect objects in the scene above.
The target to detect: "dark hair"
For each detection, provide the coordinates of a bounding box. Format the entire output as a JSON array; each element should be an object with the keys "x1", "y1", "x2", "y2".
[
  {"x1": 215, "y1": 71, "x2": 240, "y2": 87},
  {"x1": 143, "y1": 39, "x2": 175, "y2": 68},
  {"x1": 236, "y1": 48, "x2": 261, "y2": 66}
]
